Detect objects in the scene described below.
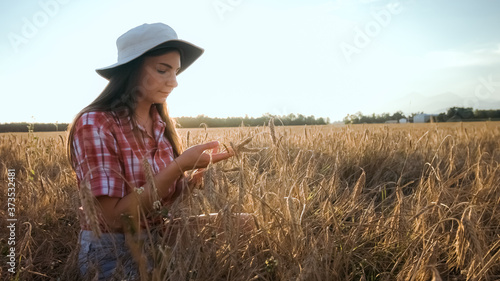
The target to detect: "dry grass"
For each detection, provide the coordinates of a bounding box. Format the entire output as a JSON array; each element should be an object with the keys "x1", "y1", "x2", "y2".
[{"x1": 1, "y1": 122, "x2": 500, "y2": 280}]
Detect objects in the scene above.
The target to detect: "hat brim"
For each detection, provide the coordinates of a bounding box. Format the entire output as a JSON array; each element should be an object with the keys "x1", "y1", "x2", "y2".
[{"x1": 95, "y1": 39, "x2": 204, "y2": 80}]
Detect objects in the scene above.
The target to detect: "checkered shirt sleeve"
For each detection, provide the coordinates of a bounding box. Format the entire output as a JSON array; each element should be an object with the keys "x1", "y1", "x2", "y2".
[{"x1": 72, "y1": 112, "x2": 127, "y2": 198}]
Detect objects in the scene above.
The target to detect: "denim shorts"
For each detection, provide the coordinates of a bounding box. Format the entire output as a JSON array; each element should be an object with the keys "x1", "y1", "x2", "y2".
[{"x1": 78, "y1": 230, "x2": 150, "y2": 280}]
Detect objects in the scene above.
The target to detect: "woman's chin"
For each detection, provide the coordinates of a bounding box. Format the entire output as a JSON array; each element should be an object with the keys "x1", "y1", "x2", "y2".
[{"x1": 156, "y1": 97, "x2": 168, "y2": 103}]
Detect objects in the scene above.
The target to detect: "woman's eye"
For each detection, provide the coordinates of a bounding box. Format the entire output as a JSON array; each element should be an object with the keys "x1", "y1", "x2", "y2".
[{"x1": 157, "y1": 69, "x2": 167, "y2": 74}]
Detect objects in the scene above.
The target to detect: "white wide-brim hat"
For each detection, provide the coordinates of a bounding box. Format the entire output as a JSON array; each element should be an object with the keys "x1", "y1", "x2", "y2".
[{"x1": 96, "y1": 23, "x2": 204, "y2": 79}]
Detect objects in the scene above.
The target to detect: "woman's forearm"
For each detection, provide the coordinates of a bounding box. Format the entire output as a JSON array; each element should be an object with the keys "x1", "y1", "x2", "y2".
[
  {"x1": 99, "y1": 162, "x2": 184, "y2": 230},
  {"x1": 99, "y1": 141, "x2": 231, "y2": 230}
]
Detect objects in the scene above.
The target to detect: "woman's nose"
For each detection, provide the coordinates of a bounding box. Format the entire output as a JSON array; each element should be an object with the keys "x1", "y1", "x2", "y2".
[{"x1": 166, "y1": 73, "x2": 178, "y2": 88}]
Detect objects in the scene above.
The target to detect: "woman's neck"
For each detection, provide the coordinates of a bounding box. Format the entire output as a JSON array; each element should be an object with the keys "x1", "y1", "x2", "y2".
[{"x1": 135, "y1": 102, "x2": 153, "y2": 123}]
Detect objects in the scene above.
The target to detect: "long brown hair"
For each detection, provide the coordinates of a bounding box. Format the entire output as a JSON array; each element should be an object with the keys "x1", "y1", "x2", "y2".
[{"x1": 66, "y1": 48, "x2": 183, "y2": 167}]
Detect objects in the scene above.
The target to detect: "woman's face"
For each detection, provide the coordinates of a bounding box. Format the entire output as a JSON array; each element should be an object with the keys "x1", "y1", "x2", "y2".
[{"x1": 136, "y1": 50, "x2": 181, "y2": 104}]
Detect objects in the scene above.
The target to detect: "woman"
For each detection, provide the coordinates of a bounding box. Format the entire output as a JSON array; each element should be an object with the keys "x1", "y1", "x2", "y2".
[{"x1": 68, "y1": 23, "x2": 236, "y2": 280}]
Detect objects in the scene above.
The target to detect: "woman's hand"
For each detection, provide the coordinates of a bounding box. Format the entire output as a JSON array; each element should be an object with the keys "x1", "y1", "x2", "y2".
[{"x1": 176, "y1": 141, "x2": 233, "y2": 171}]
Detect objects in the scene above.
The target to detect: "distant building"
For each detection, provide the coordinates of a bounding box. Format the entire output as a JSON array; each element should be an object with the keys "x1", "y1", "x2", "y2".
[
  {"x1": 399, "y1": 118, "x2": 408, "y2": 124},
  {"x1": 414, "y1": 114, "x2": 438, "y2": 123},
  {"x1": 385, "y1": 120, "x2": 398, "y2": 124}
]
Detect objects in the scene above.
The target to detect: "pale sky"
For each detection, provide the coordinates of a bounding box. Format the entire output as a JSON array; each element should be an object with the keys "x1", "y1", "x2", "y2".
[{"x1": 1, "y1": 0, "x2": 500, "y2": 123}]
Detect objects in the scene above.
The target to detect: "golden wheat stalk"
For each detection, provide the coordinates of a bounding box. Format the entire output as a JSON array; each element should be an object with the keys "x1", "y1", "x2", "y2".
[
  {"x1": 227, "y1": 135, "x2": 264, "y2": 160},
  {"x1": 142, "y1": 157, "x2": 161, "y2": 210},
  {"x1": 269, "y1": 117, "x2": 277, "y2": 145},
  {"x1": 79, "y1": 180, "x2": 102, "y2": 237}
]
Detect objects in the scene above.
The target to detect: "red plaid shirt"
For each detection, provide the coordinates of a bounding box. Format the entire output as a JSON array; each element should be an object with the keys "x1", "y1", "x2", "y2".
[{"x1": 72, "y1": 106, "x2": 180, "y2": 228}]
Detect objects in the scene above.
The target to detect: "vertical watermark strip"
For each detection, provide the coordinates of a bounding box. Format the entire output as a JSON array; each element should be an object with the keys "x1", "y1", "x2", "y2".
[{"x1": 6, "y1": 168, "x2": 17, "y2": 274}]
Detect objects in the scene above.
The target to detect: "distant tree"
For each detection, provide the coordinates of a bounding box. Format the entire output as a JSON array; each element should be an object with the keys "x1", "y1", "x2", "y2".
[
  {"x1": 343, "y1": 112, "x2": 362, "y2": 124},
  {"x1": 487, "y1": 110, "x2": 500, "y2": 119},
  {"x1": 474, "y1": 109, "x2": 487, "y2": 119},
  {"x1": 173, "y1": 113, "x2": 331, "y2": 128},
  {"x1": 391, "y1": 111, "x2": 405, "y2": 121},
  {"x1": 436, "y1": 113, "x2": 447, "y2": 122},
  {"x1": 447, "y1": 107, "x2": 473, "y2": 120},
  {"x1": 460, "y1": 108, "x2": 474, "y2": 119},
  {"x1": 340, "y1": 107, "x2": 500, "y2": 125},
  {"x1": 381, "y1": 113, "x2": 391, "y2": 123}
]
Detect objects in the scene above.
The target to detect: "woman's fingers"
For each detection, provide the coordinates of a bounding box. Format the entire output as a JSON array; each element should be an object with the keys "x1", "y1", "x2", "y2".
[
  {"x1": 179, "y1": 141, "x2": 234, "y2": 170},
  {"x1": 212, "y1": 144, "x2": 219, "y2": 154},
  {"x1": 194, "y1": 168, "x2": 206, "y2": 174},
  {"x1": 210, "y1": 151, "x2": 232, "y2": 163},
  {"x1": 198, "y1": 141, "x2": 220, "y2": 151},
  {"x1": 198, "y1": 141, "x2": 232, "y2": 163}
]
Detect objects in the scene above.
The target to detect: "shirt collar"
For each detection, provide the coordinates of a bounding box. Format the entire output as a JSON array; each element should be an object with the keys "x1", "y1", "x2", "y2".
[{"x1": 112, "y1": 105, "x2": 166, "y2": 131}]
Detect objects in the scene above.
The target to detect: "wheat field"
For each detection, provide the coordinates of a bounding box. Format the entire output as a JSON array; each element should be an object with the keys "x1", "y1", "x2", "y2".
[{"x1": 1, "y1": 122, "x2": 499, "y2": 281}]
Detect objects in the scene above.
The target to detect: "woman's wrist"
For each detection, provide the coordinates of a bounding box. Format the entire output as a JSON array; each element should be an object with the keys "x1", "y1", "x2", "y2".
[
  {"x1": 172, "y1": 158, "x2": 184, "y2": 175},
  {"x1": 154, "y1": 160, "x2": 184, "y2": 199}
]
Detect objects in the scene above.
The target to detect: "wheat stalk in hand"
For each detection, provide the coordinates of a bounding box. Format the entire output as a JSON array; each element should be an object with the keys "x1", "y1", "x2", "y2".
[{"x1": 224, "y1": 135, "x2": 263, "y2": 160}]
